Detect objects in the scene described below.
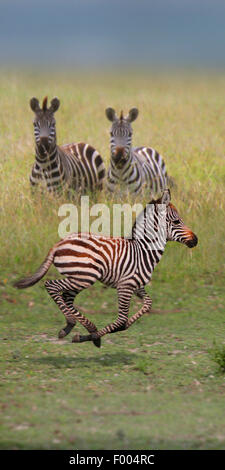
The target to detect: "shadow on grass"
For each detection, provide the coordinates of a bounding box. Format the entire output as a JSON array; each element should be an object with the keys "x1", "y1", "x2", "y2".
[{"x1": 30, "y1": 352, "x2": 138, "y2": 369}]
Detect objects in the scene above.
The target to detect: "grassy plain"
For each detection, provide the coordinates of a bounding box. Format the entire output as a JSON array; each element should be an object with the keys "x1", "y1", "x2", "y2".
[{"x1": 0, "y1": 70, "x2": 225, "y2": 449}]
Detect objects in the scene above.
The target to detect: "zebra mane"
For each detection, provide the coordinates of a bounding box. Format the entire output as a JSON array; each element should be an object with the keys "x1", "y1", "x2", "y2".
[
  {"x1": 42, "y1": 96, "x2": 48, "y2": 111},
  {"x1": 148, "y1": 196, "x2": 162, "y2": 205},
  {"x1": 131, "y1": 195, "x2": 168, "y2": 240},
  {"x1": 120, "y1": 110, "x2": 124, "y2": 121}
]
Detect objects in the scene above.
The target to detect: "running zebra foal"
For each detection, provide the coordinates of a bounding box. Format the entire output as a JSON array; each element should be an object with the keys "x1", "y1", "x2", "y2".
[
  {"x1": 30, "y1": 96, "x2": 105, "y2": 195},
  {"x1": 106, "y1": 107, "x2": 171, "y2": 196},
  {"x1": 14, "y1": 189, "x2": 197, "y2": 348}
]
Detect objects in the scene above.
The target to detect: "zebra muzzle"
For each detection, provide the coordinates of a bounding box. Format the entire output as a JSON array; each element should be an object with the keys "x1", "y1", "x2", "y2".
[
  {"x1": 186, "y1": 234, "x2": 198, "y2": 248},
  {"x1": 39, "y1": 136, "x2": 49, "y2": 146},
  {"x1": 113, "y1": 147, "x2": 128, "y2": 168}
]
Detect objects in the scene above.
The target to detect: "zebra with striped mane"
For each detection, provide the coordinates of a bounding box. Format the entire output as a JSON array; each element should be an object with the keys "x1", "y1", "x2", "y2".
[
  {"x1": 30, "y1": 96, "x2": 105, "y2": 195},
  {"x1": 14, "y1": 189, "x2": 197, "y2": 348},
  {"x1": 106, "y1": 107, "x2": 171, "y2": 196}
]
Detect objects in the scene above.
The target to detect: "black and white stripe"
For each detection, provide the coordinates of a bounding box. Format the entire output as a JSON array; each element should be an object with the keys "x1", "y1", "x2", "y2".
[
  {"x1": 30, "y1": 97, "x2": 105, "y2": 194},
  {"x1": 14, "y1": 189, "x2": 197, "y2": 348},
  {"x1": 106, "y1": 107, "x2": 170, "y2": 196}
]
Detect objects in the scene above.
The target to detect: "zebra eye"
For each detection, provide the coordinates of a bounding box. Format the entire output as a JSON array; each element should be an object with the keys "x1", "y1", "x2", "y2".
[{"x1": 173, "y1": 220, "x2": 180, "y2": 225}]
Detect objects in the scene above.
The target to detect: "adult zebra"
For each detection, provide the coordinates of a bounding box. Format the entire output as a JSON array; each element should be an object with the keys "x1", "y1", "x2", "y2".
[
  {"x1": 14, "y1": 189, "x2": 197, "y2": 348},
  {"x1": 29, "y1": 96, "x2": 105, "y2": 195},
  {"x1": 106, "y1": 107, "x2": 171, "y2": 196}
]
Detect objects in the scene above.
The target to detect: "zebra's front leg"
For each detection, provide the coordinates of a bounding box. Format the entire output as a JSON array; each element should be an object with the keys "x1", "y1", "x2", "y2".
[
  {"x1": 44, "y1": 279, "x2": 101, "y2": 347},
  {"x1": 125, "y1": 287, "x2": 152, "y2": 330},
  {"x1": 106, "y1": 171, "x2": 116, "y2": 193},
  {"x1": 79, "y1": 286, "x2": 134, "y2": 343}
]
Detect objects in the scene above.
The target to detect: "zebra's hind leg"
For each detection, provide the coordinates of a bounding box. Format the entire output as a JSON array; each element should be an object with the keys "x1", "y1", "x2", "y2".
[
  {"x1": 44, "y1": 278, "x2": 101, "y2": 347},
  {"x1": 58, "y1": 291, "x2": 77, "y2": 338},
  {"x1": 125, "y1": 286, "x2": 152, "y2": 329}
]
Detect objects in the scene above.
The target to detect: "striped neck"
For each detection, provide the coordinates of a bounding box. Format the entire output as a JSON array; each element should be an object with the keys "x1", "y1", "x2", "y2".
[
  {"x1": 110, "y1": 149, "x2": 132, "y2": 174},
  {"x1": 35, "y1": 143, "x2": 58, "y2": 168},
  {"x1": 131, "y1": 203, "x2": 167, "y2": 257}
]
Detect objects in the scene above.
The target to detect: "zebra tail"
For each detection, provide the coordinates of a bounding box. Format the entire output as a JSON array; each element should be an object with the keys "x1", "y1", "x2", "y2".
[{"x1": 14, "y1": 248, "x2": 55, "y2": 289}]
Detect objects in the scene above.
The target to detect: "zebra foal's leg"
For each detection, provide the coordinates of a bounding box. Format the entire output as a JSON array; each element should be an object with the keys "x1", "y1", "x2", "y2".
[
  {"x1": 44, "y1": 278, "x2": 101, "y2": 347},
  {"x1": 58, "y1": 290, "x2": 77, "y2": 338},
  {"x1": 125, "y1": 286, "x2": 152, "y2": 330},
  {"x1": 75, "y1": 285, "x2": 134, "y2": 343},
  {"x1": 45, "y1": 280, "x2": 78, "y2": 337}
]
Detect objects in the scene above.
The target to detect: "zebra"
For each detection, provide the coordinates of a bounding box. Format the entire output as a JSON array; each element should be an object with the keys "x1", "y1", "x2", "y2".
[
  {"x1": 29, "y1": 96, "x2": 105, "y2": 195},
  {"x1": 14, "y1": 189, "x2": 197, "y2": 348},
  {"x1": 105, "y1": 107, "x2": 171, "y2": 196}
]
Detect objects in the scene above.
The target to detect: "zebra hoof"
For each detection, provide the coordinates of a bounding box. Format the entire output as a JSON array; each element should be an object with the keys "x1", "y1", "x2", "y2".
[
  {"x1": 58, "y1": 329, "x2": 67, "y2": 339},
  {"x1": 91, "y1": 332, "x2": 101, "y2": 348},
  {"x1": 72, "y1": 334, "x2": 93, "y2": 343},
  {"x1": 93, "y1": 338, "x2": 101, "y2": 348},
  {"x1": 72, "y1": 333, "x2": 81, "y2": 343}
]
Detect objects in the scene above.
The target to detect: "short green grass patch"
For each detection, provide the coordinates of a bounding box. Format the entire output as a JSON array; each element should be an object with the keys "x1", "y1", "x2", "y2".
[{"x1": 209, "y1": 342, "x2": 225, "y2": 374}]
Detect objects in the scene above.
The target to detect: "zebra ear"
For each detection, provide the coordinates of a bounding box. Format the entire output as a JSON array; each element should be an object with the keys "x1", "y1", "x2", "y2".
[
  {"x1": 105, "y1": 107, "x2": 117, "y2": 122},
  {"x1": 160, "y1": 189, "x2": 171, "y2": 205},
  {"x1": 127, "y1": 108, "x2": 139, "y2": 122},
  {"x1": 30, "y1": 97, "x2": 40, "y2": 113},
  {"x1": 49, "y1": 97, "x2": 60, "y2": 113}
]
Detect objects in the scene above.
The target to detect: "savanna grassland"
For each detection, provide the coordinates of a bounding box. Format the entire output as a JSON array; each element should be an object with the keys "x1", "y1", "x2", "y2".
[{"x1": 0, "y1": 70, "x2": 225, "y2": 449}]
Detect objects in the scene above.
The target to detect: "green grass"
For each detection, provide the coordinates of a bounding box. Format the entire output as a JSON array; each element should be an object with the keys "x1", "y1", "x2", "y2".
[
  {"x1": 0, "y1": 70, "x2": 225, "y2": 449},
  {"x1": 1, "y1": 276, "x2": 225, "y2": 449},
  {"x1": 210, "y1": 342, "x2": 225, "y2": 374}
]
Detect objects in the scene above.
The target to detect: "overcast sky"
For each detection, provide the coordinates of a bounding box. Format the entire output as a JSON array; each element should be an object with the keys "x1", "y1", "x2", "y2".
[{"x1": 1, "y1": 0, "x2": 225, "y2": 69}]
